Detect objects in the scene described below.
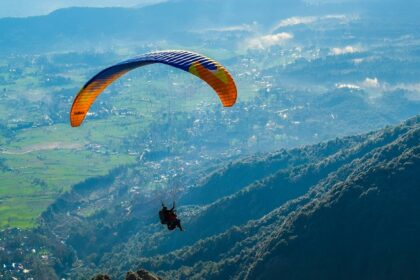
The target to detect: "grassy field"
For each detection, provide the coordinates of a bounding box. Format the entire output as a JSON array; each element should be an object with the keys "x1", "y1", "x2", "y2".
[
  {"x1": 1, "y1": 145, "x2": 136, "y2": 228},
  {"x1": 0, "y1": 110, "x2": 152, "y2": 228}
]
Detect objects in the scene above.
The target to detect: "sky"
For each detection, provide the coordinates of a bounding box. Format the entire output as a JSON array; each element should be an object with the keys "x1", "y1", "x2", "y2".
[{"x1": 0, "y1": 0, "x2": 165, "y2": 18}]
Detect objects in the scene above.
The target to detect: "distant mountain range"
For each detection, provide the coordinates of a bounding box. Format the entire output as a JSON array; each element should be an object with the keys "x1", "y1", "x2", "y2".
[
  {"x1": 1, "y1": 0, "x2": 418, "y2": 54},
  {"x1": 0, "y1": 0, "x2": 306, "y2": 53}
]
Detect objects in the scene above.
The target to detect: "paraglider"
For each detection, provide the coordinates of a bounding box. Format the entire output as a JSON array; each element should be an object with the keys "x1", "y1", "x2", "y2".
[
  {"x1": 159, "y1": 202, "x2": 183, "y2": 231},
  {"x1": 69, "y1": 50, "x2": 237, "y2": 233},
  {"x1": 70, "y1": 50, "x2": 237, "y2": 127}
]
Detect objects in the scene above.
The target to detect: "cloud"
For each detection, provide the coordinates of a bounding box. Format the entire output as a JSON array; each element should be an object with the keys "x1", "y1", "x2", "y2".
[
  {"x1": 336, "y1": 77, "x2": 379, "y2": 91},
  {"x1": 352, "y1": 58, "x2": 364, "y2": 64},
  {"x1": 395, "y1": 83, "x2": 420, "y2": 92},
  {"x1": 323, "y1": 14, "x2": 347, "y2": 20},
  {"x1": 330, "y1": 46, "x2": 361, "y2": 55},
  {"x1": 274, "y1": 16, "x2": 317, "y2": 28},
  {"x1": 272, "y1": 14, "x2": 354, "y2": 32},
  {"x1": 362, "y1": 77, "x2": 380, "y2": 88},
  {"x1": 201, "y1": 24, "x2": 256, "y2": 33},
  {"x1": 335, "y1": 83, "x2": 361, "y2": 90},
  {"x1": 245, "y1": 32, "x2": 293, "y2": 49},
  {"x1": 336, "y1": 78, "x2": 420, "y2": 101},
  {"x1": 392, "y1": 83, "x2": 420, "y2": 101}
]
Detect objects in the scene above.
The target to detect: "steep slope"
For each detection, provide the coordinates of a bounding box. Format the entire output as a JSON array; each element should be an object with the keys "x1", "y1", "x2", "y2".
[
  {"x1": 123, "y1": 116, "x2": 420, "y2": 280},
  {"x1": 246, "y1": 128, "x2": 420, "y2": 279},
  {"x1": 180, "y1": 134, "x2": 368, "y2": 206},
  {"x1": 125, "y1": 117, "x2": 418, "y2": 257}
]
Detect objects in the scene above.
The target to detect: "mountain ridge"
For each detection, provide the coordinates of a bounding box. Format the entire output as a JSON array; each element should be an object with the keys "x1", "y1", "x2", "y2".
[
  {"x1": 1, "y1": 116, "x2": 418, "y2": 279},
  {"x1": 127, "y1": 116, "x2": 419, "y2": 280}
]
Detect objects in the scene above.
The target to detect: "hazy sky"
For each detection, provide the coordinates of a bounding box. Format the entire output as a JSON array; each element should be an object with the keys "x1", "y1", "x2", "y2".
[{"x1": 0, "y1": 0, "x2": 165, "y2": 18}]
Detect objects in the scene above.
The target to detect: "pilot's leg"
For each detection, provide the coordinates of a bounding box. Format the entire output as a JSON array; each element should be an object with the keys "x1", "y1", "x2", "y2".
[{"x1": 176, "y1": 219, "x2": 183, "y2": 231}]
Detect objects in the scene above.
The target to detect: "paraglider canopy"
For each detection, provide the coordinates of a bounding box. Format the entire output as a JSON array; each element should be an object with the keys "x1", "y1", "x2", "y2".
[{"x1": 70, "y1": 50, "x2": 237, "y2": 127}]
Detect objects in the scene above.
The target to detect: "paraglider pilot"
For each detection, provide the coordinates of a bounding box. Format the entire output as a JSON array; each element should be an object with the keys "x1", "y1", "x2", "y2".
[{"x1": 159, "y1": 202, "x2": 183, "y2": 231}]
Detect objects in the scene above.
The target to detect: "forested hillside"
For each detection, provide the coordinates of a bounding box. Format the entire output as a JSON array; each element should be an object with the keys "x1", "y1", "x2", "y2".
[
  {"x1": 129, "y1": 118, "x2": 420, "y2": 280},
  {"x1": 2, "y1": 116, "x2": 416, "y2": 279}
]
